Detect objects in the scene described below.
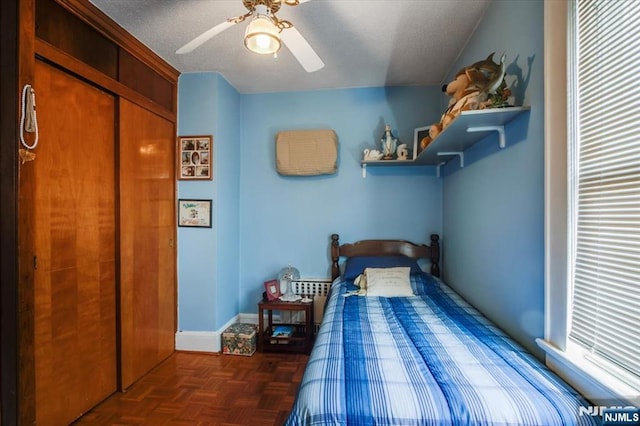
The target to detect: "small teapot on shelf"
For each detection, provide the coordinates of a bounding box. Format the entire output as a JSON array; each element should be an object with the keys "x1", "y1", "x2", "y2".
[{"x1": 363, "y1": 148, "x2": 384, "y2": 161}]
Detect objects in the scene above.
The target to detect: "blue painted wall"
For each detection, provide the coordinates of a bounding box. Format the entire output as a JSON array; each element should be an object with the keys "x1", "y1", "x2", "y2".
[
  {"x1": 177, "y1": 79, "x2": 442, "y2": 326},
  {"x1": 176, "y1": 1, "x2": 546, "y2": 348},
  {"x1": 238, "y1": 86, "x2": 443, "y2": 312},
  {"x1": 213, "y1": 77, "x2": 241, "y2": 327},
  {"x1": 440, "y1": 0, "x2": 544, "y2": 356},
  {"x1": 177, "y1": 73, "x2": 241, "y2": 331}
]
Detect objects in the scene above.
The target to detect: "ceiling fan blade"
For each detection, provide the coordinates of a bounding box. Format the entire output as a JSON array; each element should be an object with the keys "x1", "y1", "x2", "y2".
[
  {"x1": 176, "y1": 20, "x2": 235, "y2": 54},
  {"x1": 281, "y1": 26, "x2": 324, "y2": 73}
]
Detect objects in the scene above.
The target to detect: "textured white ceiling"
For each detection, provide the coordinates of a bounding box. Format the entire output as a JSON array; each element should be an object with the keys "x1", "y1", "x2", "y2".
[{"x1": 90, "y1": 0, "x2": 490, "y2": 94}]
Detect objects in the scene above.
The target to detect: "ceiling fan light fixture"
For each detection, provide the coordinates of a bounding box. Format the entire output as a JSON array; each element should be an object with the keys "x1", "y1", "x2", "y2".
[{"x1": 244, "y1": 8, "x2": 281, "y2": 55}]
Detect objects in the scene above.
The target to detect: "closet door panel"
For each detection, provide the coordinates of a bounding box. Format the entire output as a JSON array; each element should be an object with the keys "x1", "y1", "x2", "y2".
[
  {"x1": 119, "y1": 98, "x2": 176, "y2": 389},
  {"x1": 33, "y1": 59, "x2": 117, "y2": 425}
]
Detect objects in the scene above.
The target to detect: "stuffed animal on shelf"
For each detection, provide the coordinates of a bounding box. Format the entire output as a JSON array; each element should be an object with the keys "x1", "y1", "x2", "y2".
[{"x1": 423, "y1": 52, "x2": 511, "y2": 147}]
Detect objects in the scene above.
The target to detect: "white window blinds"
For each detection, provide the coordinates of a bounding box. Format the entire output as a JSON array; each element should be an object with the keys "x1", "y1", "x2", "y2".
[{"x1": 569, "y1": 0, "x2": 640, "y2": 382}]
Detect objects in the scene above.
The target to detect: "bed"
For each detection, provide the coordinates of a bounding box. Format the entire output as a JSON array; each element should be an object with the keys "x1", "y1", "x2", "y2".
[{"x1": 285, "y1": 234, "x2": 600, "y2": 426}]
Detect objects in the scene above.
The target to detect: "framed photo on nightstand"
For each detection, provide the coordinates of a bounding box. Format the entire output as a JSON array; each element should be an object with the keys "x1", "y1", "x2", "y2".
[{"x1": 264, "y1": 280, "x2": 281, "y2": 301}]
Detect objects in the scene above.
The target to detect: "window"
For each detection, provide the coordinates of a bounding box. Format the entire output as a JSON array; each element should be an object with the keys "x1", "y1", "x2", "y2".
[
  {"x1": 542, "y1": 0, "x2": 640, "y2": 405},
  {"x1": 568, "y1": 0, "x2": 640, "y2": 388}
]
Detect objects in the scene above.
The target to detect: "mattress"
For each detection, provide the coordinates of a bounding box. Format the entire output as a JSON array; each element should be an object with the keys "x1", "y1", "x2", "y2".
[{"x1": 285, "y1": 273, "x2": 600, "y2": 425}]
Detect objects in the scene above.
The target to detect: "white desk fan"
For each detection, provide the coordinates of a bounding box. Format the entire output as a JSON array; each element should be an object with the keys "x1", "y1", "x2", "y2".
[{"x1": 278, "y1": 265, "x2": 301, "y2": 301}]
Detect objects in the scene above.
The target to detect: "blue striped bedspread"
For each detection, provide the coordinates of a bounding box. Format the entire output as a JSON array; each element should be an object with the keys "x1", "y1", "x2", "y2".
[{"x1": 285, "y1": 273, "x2": 600, "y2": 426}]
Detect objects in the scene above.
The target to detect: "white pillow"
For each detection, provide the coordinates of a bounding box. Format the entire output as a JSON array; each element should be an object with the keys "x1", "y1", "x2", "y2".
[{"x1": 364, "y1": 267, "x2": 413, "y2": 297}]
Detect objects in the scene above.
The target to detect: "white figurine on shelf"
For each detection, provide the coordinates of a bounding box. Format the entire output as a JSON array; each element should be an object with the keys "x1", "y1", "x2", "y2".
[
  {"x1": 396, "y1": 144, "x2": 409, "y2": 160},
  {"x1": 363, "y1": 148, "x2": 384, "y2": 161},
  {"x1": 381, "y1": 124, "x2": 397, "y2": 159}
]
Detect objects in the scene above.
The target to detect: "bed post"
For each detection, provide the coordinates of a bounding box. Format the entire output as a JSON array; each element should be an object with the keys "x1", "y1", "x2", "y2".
[
  {"x1": 331, "y1": 234, "x2": 340, "y2": 280},
  {"x1": 430, "y1": 234, "x2": 440, "y2": 277}
]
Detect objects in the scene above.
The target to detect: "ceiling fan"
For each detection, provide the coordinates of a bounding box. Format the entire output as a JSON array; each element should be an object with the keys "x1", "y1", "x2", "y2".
[{"x1": 175, "y1": 0, "x2": 324, "y2": 73}]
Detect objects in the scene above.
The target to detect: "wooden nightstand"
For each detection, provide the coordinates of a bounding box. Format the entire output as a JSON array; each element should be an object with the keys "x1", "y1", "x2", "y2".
[{"x1": 258, "y1": 297, "x2": 314, "y2": 354}]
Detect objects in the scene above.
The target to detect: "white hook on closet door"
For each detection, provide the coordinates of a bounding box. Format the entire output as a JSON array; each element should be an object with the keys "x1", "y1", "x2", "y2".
[{"x1": 20, "y1": 84, "x2": 39, "y2": 150}]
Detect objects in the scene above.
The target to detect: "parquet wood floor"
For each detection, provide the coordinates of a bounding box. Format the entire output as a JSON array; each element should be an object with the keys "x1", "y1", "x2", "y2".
[{"x1": 73, "y1": 351, "x2": 309, "y2": 426}]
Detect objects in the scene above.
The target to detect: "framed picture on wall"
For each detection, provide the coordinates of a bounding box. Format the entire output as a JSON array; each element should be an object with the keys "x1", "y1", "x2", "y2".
[
  {"x1": 177, "y1": 135, "x2": 212, "y2": 180},
  {"x1": 178, "y1": 199, "x2": 212, "y2": 228}
]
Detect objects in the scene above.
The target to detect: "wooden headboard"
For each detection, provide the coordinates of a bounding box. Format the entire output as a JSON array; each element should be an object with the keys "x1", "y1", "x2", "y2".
[{"x1": 330, "y1": 234, "x2": 440, "y2": 280}]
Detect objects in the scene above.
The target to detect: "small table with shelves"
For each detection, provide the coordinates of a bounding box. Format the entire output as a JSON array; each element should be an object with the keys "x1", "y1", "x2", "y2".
[{"x1": 258, "y1": 296, "x2": 314, "y2": 354}]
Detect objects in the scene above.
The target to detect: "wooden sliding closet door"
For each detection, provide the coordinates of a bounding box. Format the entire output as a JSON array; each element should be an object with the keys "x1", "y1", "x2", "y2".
[
  {"x1": 119, "y1": 98, "x2": 176, "y2": 389},
  {"x1": 32, "y1": 60, "x2": 117, "y2": 424}
]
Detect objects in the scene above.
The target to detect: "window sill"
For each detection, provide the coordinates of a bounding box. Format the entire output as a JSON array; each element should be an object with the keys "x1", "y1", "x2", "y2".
[{"x1": 536, "y1": 338, "x2": 640, "y2": 406}]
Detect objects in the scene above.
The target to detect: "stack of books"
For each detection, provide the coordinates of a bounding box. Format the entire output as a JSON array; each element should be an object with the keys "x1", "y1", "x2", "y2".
[{"x1": 271, "y1": 325, "x2": 295, "y2": 344}]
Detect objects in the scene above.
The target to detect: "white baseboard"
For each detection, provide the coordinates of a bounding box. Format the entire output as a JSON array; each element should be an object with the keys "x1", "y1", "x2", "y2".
[
  {"x1": 175, "y1": 313, "x2": 282, "y2": 353},
  {"x1": 175, "y1": 331, "x2": 220, "y2": 353},
  {"x1": 175, "y1": 315, "x2": 239, "y2": 353},
  {"x1": 238, "y1": 313, "x2": 259, "y2": 324}
]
